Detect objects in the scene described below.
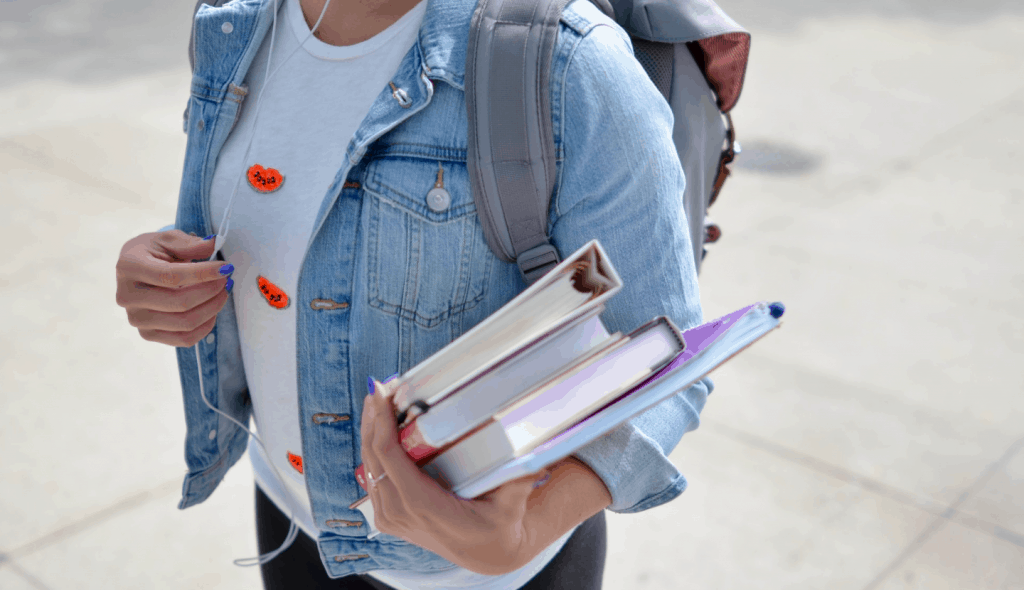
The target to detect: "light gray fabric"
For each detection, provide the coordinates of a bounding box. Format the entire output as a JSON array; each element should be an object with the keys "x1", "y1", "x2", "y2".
[
  {"x1": 631, "y1": 38, "x2": 674, "y2": 101},
  {"x1": 607, "y1": 0, "x2": 744, "y2": 43},
  {"x1": 466, "y1": 0, "x2": 571, "y2": 283},
  {"x1": 671, "y1": 42, "x2": 727, "y2": 272}
]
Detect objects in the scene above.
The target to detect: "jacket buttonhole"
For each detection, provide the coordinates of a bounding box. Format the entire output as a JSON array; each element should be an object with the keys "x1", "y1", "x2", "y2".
[
  {"x1": 310, "y1": 298, "x2": 349, "y2": 310},
  {"x1": 312, "y1": 412, "x2": 351, "y2": 424}
]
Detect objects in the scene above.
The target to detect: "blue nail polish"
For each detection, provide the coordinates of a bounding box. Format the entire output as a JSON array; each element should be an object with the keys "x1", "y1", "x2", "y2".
[
  {"x1": 225, "y1": 278, "x2": 234, "y2": 293},
  {"x1": 768, "y1": 302, "x2": 785, "y2": 319},
  {"x1": 533, "y1": 472, "x2": 551, "y2": 489},
  {"x1": 368, "y1": 377, "x2": 376, "y2": 396},
  {"x1": 384, "y1": 372, "x2": 399, "y2": 383},
  {"x1": 203, "y1": 234, "x2": 216, "y2": 241},
  {"x1": 219, "y1": 264, "x2": 234, "y2": 275}
]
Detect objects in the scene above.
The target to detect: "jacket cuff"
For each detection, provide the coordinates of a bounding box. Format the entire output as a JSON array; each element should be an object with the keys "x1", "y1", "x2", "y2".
[{"x1": 572, "y1": 377, "x2": 711, "y2": 513}]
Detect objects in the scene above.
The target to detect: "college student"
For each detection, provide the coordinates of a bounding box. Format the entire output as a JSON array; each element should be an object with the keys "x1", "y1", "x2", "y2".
[{"x1": 114, "y1": 0, "x2": 711, "y2": 587}]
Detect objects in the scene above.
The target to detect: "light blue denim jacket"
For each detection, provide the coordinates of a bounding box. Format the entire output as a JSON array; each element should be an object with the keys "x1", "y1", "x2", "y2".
[{"x1": 175, "y1": 0, "x2": 712, "y2": 577}]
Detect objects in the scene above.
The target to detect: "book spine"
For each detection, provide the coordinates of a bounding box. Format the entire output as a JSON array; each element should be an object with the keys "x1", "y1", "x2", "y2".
[
  {"x1": 399, "y1": 421, "x2": 440, "y2": 462},
  {"x1": 422, "y1": 422, "x2": 515, "y2": 490},
  {"x1": 352, "y1": 423, "x2": 442, "y2": 492},
  {"x1": 354, "y1": 463, "x2": 368, "y2": 491},
  {"x1": 415, "y1": 313, "x2": 611, "y2": 448}
]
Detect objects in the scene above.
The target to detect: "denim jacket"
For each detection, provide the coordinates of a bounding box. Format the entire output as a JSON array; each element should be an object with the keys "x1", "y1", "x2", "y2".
[{"x1": 175, "y1": 0, "x2": 712, "y2": 577}]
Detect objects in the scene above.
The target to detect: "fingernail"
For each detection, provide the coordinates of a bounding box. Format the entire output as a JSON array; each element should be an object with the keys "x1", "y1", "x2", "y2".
[
  {"x1": 383, "y1": 372, "x2": 399, "y2": 383},
  {"x1": 226, "y1": 278, "x2": 234, "y2": 293},
  {"x1": 203, "y1": 234, "x2": 216, "y2": 241},
  {"x1": 219, "y1": 264, "x2": 234, "y2": 275},
  {"x1": 533, "y1": 472, "x2": 551, "y2": 489},
  {"x1": 368, "y1": 377, "x2": 376, "y2": 396}
]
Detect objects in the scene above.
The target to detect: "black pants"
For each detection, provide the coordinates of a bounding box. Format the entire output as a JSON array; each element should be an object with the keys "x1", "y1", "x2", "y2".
[{"x1": 256, "y1": 486, "x2": 606, "y2": 589}]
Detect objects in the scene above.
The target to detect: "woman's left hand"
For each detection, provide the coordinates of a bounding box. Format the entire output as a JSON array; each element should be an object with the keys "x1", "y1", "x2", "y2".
[{"x1": 359, "y1": 381, "x2": 549, "y2": 576}]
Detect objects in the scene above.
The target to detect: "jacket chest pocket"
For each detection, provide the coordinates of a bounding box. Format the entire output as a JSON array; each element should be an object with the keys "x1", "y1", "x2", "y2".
[{"x1": 363, "y1": 156, "x2": 492, "y2": 329}]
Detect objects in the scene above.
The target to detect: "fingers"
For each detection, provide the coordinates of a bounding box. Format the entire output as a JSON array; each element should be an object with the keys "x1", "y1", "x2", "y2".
[
  {"x1": 138, "y1": 315, "x2": 218, "y2": 348},
  {"x1": 360, "y1": 381, "x2": 448, "y2": 537},
  {"x1": 152, "y1": 229, "x2": 218, "y2": 262},
  {"x1": 360, "y1": 386, "x2": 405, "y2": 535},
  {"x1": 360, "y1": 389, "x2": 387, "y2": 495},
  {"x1": 116, "y1": 231, "x2": 236, "y2": 347},
  {"x1": 366, "y1": 389, "x2": 438, "y2": 505},
  {"x1": 118, "y1": 274, "x2": 230, "y2": 313},
  {"x1": 116, "y1": 230, "x2": 230, "y2": 291},
  {"x1": 126, "y1": 286, "x2": 230, "y2": 332},
  {"x1": 118, "y1": 256, "x2": 232, "y2": 290}
]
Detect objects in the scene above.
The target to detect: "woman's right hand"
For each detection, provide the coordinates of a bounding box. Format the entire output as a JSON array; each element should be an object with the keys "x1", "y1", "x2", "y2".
[{"x1": 115, "y1": 230, "x2": 234, "y2": 347}]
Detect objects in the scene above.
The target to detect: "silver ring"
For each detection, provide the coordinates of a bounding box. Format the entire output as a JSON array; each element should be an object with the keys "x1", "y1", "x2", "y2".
[{"x1": 370, "y1": 471, "x2": 389, "y2": 487}]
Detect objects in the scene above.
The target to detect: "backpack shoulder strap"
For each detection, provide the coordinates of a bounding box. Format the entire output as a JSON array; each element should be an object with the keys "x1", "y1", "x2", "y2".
[{"x1": 465, "y1": 0, "x2": 573, "y2": 285}]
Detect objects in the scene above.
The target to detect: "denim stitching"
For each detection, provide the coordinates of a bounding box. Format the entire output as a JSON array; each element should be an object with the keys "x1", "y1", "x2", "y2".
[
  {"x1": 551, "y1": 24, "x2": 608, "y2": 219},
  {"x1": 617, "y1": 473, "x2": 688, "y2": 514},
  {"x1": 365, "y1": 194, "x2": 487, "y2": 328},
  {"x1": 366, "y1": 143, "x2": 467, "y2": 162},
  {"x1": 402, "y1": 213, "x2": 422, "y2": 326},
  {"x1": 364, "y1": 185, "x2": 474, "y2": 222}
]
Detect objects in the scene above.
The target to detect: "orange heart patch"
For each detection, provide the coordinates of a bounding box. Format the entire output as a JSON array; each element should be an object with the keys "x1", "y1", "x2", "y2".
[
  {"x1": 247, "y1": 164, "x2": 284, "y2": 193},
  {"x1": 287, "y1": 451, "x2": 303, "y2": 474},
  {"x1": 257, "y1": 275, "x2": 290, "y2": 309}
]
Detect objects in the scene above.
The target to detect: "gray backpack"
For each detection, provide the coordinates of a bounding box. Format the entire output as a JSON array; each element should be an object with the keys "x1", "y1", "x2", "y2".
[
  {"x1": 467, "y1": 0, "x2": 749, "y2": 284},
  {"x1": 190, "y1": 0, "x2": 749, "y2": 284}
]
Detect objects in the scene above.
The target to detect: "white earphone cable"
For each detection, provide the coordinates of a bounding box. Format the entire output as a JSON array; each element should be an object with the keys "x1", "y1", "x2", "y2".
[
  {"x1": 191, "y1": 0, "x2": 334, "y2": 567},
  {"x1": 213, "y1": 0, "x2": 334, "y2": 257}
]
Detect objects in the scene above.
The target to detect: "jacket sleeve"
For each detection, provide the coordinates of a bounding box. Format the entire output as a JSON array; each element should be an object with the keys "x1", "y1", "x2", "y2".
[{"x1": 550, "y1": 18, "x2": 713, "y2": 513}]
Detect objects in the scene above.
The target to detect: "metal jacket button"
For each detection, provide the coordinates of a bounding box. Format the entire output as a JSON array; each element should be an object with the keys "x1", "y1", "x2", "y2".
[
  {"x1": 427, "y1": 188, "x2": 450, "y2": 212},
  {"x1": 426, "y1": 165, "x2": 450, "y2": 212},
  {"x1": 221, "y1": 21, "x2": 234, "y2": 34},
  {"x1": 389, "y1": 81, "x2": 411, "y2": 108}
]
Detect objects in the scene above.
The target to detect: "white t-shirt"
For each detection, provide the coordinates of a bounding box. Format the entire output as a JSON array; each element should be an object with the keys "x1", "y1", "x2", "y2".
[{"x1": 208, "y1": 1, "x2": 571, "y2": 588}]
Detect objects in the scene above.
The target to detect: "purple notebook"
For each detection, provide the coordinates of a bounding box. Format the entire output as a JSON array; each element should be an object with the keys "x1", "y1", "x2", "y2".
[
  {"x1": 449, "y1": 301, "x2": 783, "y2": 498},
  {"x1": 636, "y1": 303, "x2": 759, "y2": 389}
]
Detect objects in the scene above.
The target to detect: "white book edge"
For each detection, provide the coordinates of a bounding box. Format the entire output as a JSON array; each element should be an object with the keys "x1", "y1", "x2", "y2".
[
  {"x1": 392, "y1": 240, "x2": 623, "y2": 414},
  {"x1": 422, "y1": 319, "x2": 683, "y2": 489},
  {"x1": 415, "y1": 313, "x2": 613, "y2": 448},
  {"x1": 449, "y1": 304, "x2": 782, "y2": 498},
  {"x1": 499, "y1": 322, "x2": 682, "y2": 452}
]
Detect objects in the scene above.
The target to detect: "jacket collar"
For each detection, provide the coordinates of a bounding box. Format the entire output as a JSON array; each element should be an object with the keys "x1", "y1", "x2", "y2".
[
  {"x1": 193, "y1": 0, "x2": 477, "y2": 94},
  {"x1": 416, "y1": 0, "x2": 478, "y2": 90}
]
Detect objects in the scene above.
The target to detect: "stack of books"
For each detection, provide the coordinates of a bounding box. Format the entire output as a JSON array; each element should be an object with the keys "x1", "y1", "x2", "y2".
[{"x1": 351, "y1": 240, "x2": 783, "y2": 529}]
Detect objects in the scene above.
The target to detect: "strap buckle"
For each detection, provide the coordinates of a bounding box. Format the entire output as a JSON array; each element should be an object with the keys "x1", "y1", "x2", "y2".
[
  {"x1": 516, "y1": 243, "x2": 560, "y2": 286},
  {"x1": 709, "y1": 112, "x2": 737, "y2": 207}
]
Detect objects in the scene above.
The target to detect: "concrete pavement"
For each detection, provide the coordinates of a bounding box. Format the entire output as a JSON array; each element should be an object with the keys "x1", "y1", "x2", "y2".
[{"x1": 1, "y1": 1, "x2": 1022, "y2": 588}]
